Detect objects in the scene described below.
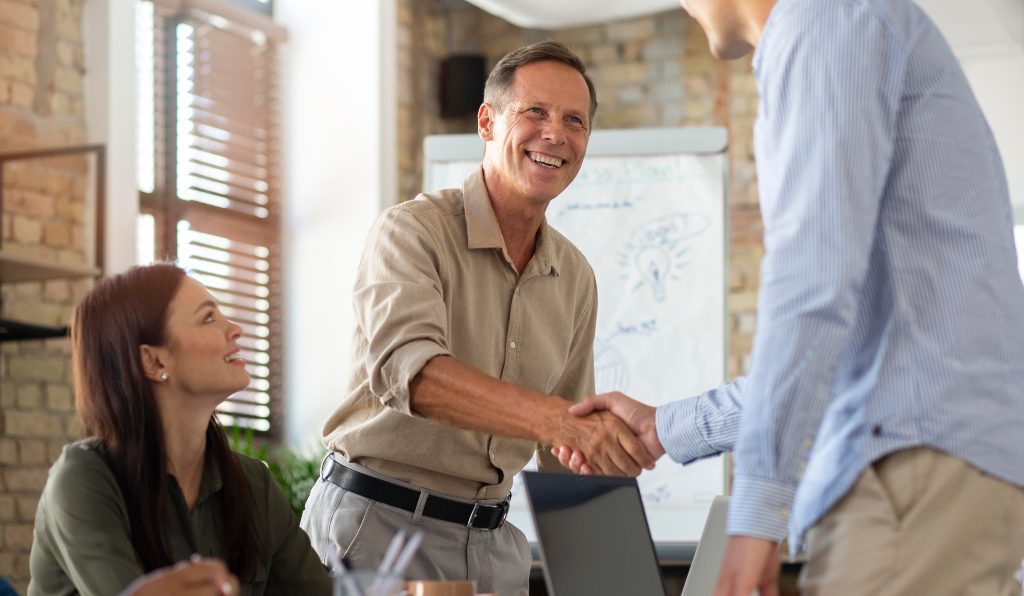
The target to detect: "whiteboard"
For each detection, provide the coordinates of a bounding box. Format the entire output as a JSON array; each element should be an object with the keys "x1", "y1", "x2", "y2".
[{"x1": 424, "y1": 127, "x2": 728, "y2": 543}]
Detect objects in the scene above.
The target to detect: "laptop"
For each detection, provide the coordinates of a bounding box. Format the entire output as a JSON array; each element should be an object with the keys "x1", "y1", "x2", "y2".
[
  {"x1": 680, "y1": 495, "x2": 732, "y2": 596},
  {"x1": 521, "y1": 471, "x2": 731, "y2": 596}
]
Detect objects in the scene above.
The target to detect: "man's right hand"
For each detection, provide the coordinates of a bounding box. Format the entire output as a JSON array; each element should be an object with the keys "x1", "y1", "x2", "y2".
[
  {"x1": 552, "y1": 392, "x2": 664, "y2": 475},
  {"x1": 550, "y1": 404, "x2": 657, "y2": 476}
]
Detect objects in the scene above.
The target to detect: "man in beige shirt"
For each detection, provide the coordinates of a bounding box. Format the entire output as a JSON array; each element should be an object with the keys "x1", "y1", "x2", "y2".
[{"x1": 299, "y1": 41, "x2": 656, "y2": 595}]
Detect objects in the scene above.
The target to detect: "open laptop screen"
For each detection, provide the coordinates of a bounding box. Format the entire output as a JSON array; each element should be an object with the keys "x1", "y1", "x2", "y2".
[{"x1": 522, "y1": 471, "x2": 667, "y2": 596}]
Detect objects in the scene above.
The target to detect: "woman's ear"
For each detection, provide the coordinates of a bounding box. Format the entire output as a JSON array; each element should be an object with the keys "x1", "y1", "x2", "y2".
[{"x1": 139, "y1": 344, "x2": 170, "y2": 383}]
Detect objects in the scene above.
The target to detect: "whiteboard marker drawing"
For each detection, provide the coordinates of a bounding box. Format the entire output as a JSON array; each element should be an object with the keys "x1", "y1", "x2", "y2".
[{"x1": 620, "y1": 213, "x2": 709, "y2": 302}]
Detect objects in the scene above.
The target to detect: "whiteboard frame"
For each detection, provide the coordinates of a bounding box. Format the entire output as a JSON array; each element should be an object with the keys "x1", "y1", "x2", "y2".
[{"x1": 422, "y1": 127, "x2": 730, "y2": 556}]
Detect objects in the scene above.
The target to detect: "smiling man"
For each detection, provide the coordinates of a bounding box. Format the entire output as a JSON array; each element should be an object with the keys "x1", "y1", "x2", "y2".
[{"x1": 299, "y1": 41, "x2": 655, "y2": 596}]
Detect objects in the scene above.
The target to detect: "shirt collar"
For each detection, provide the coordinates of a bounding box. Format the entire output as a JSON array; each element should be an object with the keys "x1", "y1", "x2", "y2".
[{"x1": 461, "y1": 166, "x2": 560, "y2": 276}]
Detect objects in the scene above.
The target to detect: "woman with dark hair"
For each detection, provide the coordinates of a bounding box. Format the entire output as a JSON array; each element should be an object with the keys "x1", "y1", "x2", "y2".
[{"x1": 27, "y1": 263, "x2": 330, "y2": 596}]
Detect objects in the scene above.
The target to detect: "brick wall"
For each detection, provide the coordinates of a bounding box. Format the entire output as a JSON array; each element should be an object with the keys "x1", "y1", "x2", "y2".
[
  {"x1": 0, "y1": 0, "x2": 91, "y2": 592},
  {"x1": 396, "y1": 1, "x2": 764, "y2": 380}
]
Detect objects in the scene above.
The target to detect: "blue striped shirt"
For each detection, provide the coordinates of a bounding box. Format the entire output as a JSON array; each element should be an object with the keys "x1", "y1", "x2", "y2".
[{"x1": 656, "y1": 0, "x2": 1024, "y2": 551}]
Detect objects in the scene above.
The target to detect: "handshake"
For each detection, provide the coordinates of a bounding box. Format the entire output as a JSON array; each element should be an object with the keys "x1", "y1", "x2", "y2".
[{"x1": 548, "y1": 392, "x2": 665, "y2": 477}]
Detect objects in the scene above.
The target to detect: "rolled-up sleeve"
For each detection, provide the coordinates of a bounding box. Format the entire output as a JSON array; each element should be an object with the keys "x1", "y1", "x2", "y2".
[{"x1": 353, "y1": 207, "x2": 452, "y2": 415}]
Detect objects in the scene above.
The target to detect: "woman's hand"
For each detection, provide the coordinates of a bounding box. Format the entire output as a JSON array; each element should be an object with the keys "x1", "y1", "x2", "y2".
[{"x1": 121, "y1": 556, "x2": 239, "y2": 596}]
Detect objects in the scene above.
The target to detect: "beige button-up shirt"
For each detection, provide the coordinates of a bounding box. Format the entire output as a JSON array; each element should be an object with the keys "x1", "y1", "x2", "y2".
[{"x1": 323, "y1": 167, "x2": 597, "y2": 501}]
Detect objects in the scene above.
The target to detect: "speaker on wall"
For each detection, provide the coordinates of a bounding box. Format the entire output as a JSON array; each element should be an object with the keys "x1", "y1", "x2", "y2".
[{"x1": 440, "y1": 54, "x2": 486, "y2": 118}]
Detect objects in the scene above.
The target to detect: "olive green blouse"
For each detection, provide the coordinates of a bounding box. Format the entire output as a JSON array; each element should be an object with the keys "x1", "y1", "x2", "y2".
[{"x1": 28, "y1": 439, "x2": 331, "y2": 596}]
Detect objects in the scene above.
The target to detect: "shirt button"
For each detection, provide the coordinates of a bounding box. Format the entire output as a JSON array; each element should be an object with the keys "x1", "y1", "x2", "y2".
[
  {"x1": 872, "y1": 425, "x2": 882, "y2": 437},
  {"x1": 779, "y1": 507, "x2": 790, "y2": 519},
  {"x1": 509, "y1": 341, "x2": 517, "y2": 349},
  {"x1": 803, "y1": 437, "x2": 812, "y2": 449}
]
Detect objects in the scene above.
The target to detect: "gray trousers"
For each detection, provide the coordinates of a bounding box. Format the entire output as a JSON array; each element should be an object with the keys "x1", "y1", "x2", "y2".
[
  {"x1": 799, "y1": 447, "x2": 1024, "y2": 595},
  {"x1": 300, "y1": 455, "x2": 531, "y2": 596}
]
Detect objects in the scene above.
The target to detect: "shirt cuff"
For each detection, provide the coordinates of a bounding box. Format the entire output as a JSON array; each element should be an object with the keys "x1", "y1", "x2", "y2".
[
  {"x1": 727, "y1": 475, "x2": 796, "y2": 542},
  {"x1": 379, "y1": 339, "x2": 449, "y2": 416},
  {"x1": 656, "y1": 397, "x2": 717, "y2": 464}
]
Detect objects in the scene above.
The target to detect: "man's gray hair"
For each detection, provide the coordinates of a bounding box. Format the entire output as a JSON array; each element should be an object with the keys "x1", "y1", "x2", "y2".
[{"x1": 483, "y1": 40, "x2": 598, "y2": 122}]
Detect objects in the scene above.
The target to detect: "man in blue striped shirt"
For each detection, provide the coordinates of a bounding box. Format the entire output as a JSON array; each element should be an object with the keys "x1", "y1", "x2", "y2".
[{"x1": 558, "y1": 0, "x2": 1024, "y2": 593}]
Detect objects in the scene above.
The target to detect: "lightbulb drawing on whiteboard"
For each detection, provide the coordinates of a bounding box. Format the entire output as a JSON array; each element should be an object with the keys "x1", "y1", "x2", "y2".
[
  {"x1": 635, "y1": 246, "x2": 671, "y2": 302},
  {"x1": 620, "y1": 212, "x2": 710, "y2": 302}
]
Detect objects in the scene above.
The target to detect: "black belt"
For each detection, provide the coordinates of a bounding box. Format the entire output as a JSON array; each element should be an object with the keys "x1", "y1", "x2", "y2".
[{"x1": 320, "y1": 455, "x2": 510, "y2": 530}]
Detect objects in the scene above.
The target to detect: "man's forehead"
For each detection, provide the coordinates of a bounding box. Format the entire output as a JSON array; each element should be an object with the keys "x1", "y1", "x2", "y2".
[{"x1": 506, "y1": 66, "x2": 590, "y2": 112}]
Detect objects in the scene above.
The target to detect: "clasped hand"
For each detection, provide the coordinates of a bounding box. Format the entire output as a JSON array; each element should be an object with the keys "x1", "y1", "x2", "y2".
[{"x1": 550, "y1": 392, "x2": 665, "y2": 476}]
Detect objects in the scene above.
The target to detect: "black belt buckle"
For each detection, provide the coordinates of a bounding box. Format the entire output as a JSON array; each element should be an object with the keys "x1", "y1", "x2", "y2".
[{"x1": 467, "y1": 497, "x2": 510, "y2": 529}]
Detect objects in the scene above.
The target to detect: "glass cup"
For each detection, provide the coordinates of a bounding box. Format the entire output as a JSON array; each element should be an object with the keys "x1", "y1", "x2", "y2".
[{"x1": 332, "y1": 570, "x2": 403, "y2": 596}]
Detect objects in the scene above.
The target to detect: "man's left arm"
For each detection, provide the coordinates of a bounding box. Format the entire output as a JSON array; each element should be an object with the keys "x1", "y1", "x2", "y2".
[{"x1": 728, "y1": 1, "x2": 908, "y2": 546}]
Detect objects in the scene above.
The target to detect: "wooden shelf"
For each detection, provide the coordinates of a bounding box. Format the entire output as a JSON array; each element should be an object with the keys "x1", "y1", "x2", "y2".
[
  {"x1": 0, "y1": 252, "x2": 98, "y2": 341},
  {"x1": 0, "y1": 318, "x2": 68, "y2": 341},
  {"x1": 0, "y1": 250, "x2": 100, "y2": 283},
  {"x1": 0, "y1": 144, "x2": 105, "y2": 343}
]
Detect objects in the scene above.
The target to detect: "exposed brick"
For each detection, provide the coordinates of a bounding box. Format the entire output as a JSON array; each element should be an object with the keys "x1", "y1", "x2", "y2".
[
  {"x1": 41, "y1": 280, "x2": 70, "y2": 302},
  {"x1": 651, "y1": 80, "x2": 686, "y2": 102},
  {"x1": 17, "y1": 438, "x2": 46, "y2": 465},
  {"x1": 44, "y1": 383, "x2": 72, "y2": 413},
  {"x1": 53, "y1": 65, "x2": 83, "y2": 94},
  {"x1": 0, "y1": 552, "x2": 15, "y2": 579},
  {"x1": 616, "y1": 84, "x2": 645, "y2": 106},
  {"x1": 43, "y1": 220, "x2": 72, "y2": 248},
  {"x1": 605, "y1": 18, "x2": 655, "y2": 42},
  {"x1": 3, "y1": 410, "x2": 64, "y2": 440},
  {"x1": 70, "y1": 226, "x2": 85, "y2": 251},
  {"x1": 0, "y1": 439, "x2": 17, "y2": 465},
  {"x1": 0, "y1": 496, "x2": 14, "y2": 522},
  {"x1": 4, "y1": 467, "x2": 48, "y2": 492},
  {"x1": 599, "y1": 61, "x2": 648, "y2": 85},
  {"x1": 0, "y1": 25, "x2": 36, "y2": 57},
  {"x1": 735, "y1": 311, "x2": 757, "y2": 335},
  {"x1": 4, "y1": 189, "x2": 55, "y2": 218},
  {"x1": 588, "y1": 44, "x2": 619, "y2": 64},
  {"x1": 64, "y1": 412, "x2": 81, "y2": 438},
  {"x1": 3, "y1": 523, "x2": 34, "y2": 551},
  {"x1": 0, "y1": 380, "x2": 15, "y2": 405},
  {"x1": 555, "y1": 25, "x2": 604, "y2": 46},
  {"x1": 55, "y1": 13, "x2": 81, "y2": 42},
  {"x1": 6, "y1": 354, "x2": 66, "y2": 384},
  {"x1": 47, "y1": 441, "x2": 63, "y2": 462},
  {"x1": 15, "y1": 383, "x2": 42, "y2": 409},
  {"x1": 644, "y1": 36, "x2": 685, "y2": 60},
  {"x1": 0, "y1": 55, "x2": 36, "y2": 84},
  {"x1": 11, "y1": 215, "x2": 42, "y2": 244},
  {"x1": 15, "y1": 496, "x2": 38, "y2": 522},
  {"x1": 0, "y1": 0, "x2": 40, "y2": 31},
  {"x1": 2, "y1": 297, "x2": 66, "y2": 327},
  {"x1": 730, "y1": 291, "x2": 759, "y2": 312}
]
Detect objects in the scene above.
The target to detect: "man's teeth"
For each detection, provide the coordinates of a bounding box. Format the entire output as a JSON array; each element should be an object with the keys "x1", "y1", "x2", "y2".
[
  {"x1": 528, "y1": 152, "x2": 563, "y2": 168},
  {"x1": 225, "y1": 353, "x2": 243, "y2": 363}
]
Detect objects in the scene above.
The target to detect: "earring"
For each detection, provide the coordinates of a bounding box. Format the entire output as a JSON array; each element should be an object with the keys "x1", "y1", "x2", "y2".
[{"x1": 159, "y1": 372, "x2": 169, "y2": 382}]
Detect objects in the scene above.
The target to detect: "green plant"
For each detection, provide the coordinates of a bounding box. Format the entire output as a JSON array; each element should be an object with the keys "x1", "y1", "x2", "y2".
[{"x1": 229, "y1": 425, "x2": 321, "y2": 519}]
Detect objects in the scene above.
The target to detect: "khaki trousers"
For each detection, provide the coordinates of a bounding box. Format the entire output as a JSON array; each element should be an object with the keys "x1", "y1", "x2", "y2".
[
  {"x1": 799, "y1": 447, "x2": 1024, "y2": 596},
  {"x1": 299, "y1": 457, "x2": 531, "y2": 596}
]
